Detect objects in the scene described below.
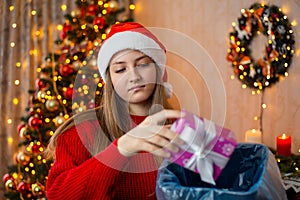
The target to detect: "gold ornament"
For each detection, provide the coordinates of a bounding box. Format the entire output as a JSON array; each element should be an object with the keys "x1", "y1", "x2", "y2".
[
  {"x1": 5, "y1": 179, "x2": 16, "y2": 192},
  {"x1": 19, "y1": 127, "x2": 31, "y2": 139},
  {"x1": 31, "y1": 182, "x2": 45, "y2": 196},
  {"x1": 71, "y1": 8, "x2": 81, "y2": 17},
  {"x1": 45, "y1": 99, "x2": 60, "y2": 112},
  {"x1": 36, "y1": 91, "x2": 46, "y2": 101},
  {"x1": 108, "y1": 0, "x2": 119, "y2": 12},
  {"x1": 16, "y1": 151, "x2": 31, "y2": 165},
  {"x1": 72, "y1": 60, "x2": 82, "y2": 71},
  {"x1": 54, "y1": 114, "x2": 65, "y2": 126}
]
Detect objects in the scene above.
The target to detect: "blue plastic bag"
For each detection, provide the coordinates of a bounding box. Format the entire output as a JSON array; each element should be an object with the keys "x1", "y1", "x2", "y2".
[{"x1": 156, "y1": 143, "x2": 287, "y2": 200}]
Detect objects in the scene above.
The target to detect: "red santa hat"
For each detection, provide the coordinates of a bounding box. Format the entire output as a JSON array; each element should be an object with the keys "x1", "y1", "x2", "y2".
[{"x1": 97, "y1": 22, "x2": 172, "y2": 98}]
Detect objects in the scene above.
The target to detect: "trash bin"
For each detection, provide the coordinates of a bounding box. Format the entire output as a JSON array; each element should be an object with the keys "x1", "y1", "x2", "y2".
[{"x1": 156, "y1": 143, "x2": 287, "y2": 200}]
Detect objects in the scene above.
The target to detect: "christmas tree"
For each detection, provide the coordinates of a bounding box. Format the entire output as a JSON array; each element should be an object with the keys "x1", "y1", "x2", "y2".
[{"x1": 2, "y1": 0, "x2": 135, "y2": 199}]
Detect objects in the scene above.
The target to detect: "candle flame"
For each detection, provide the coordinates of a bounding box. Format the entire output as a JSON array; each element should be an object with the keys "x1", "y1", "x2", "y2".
[{"x1": 282, "y1": 133, "x2": 286, "y2": 139}]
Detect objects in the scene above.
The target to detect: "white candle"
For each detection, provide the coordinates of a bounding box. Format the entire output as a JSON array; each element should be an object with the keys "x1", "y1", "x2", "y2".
[{"x1": 245, "y1": 129, "x2": 262, "y2": 143}]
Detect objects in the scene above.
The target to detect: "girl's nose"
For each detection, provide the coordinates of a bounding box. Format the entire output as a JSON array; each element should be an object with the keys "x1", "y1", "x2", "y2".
[{"x1": 129, "y1": 68, "x2": 141, "y2": 82}]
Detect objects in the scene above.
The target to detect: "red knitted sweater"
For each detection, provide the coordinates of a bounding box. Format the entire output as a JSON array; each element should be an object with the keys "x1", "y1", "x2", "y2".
[{"x1": 46, "y1": 115, "x2": 159, "y2": 199}]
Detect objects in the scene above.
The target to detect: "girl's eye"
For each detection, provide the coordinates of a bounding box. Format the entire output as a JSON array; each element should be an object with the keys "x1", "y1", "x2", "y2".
[
  {"x1": 136, "y1": 63, "x2": 151, "y2": 68},
  {"x1": 115, "y1": 67, "x2": 126, "y2": 73}
]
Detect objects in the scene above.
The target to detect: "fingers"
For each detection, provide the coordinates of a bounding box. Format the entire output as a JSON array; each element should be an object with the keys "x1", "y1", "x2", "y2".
[
  {"x1": 118, "y1": 109, "x2": 185, "y2": 158},
  {"x1": 148, "y1": 109, "x2": 184, "y2": 124},
  {"x1": 141, "y1": 142, "x2": 171, "y2": 158}
]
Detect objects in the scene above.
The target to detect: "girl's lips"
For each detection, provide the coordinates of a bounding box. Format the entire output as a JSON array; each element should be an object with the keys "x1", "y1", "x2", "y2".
[{"x1": 128, "y1": 85, "x2": 145, "y2": 91}]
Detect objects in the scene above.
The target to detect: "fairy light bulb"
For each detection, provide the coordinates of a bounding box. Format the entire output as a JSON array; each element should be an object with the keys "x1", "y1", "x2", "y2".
[
  {"x1": 13, "y1": 98, "x2": 19, "y2": 105},
  {"x1": 31, "y1": 10, "x2": 37, "y2": 16},
  {"x1": 129, "y1": 3, "x2": 136, "y2": 10},
  {"x1": 57, "y1": 24, "x2": 63, "y2": 31},
  {"x1": 291, "y1": 20, "x2": 297, "y2": 26},
  {"x1": 61, "y1": 4, "x2": 67, "y2": 11},
  {"x1": 7, "y1": 119, "x2": 12, "y2": 124},
  {"x1": 7, "y1": 137, "x2": 13, "y2": 144}
]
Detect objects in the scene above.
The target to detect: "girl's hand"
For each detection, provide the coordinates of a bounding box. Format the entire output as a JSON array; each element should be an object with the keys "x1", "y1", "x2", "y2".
[{"x1": 117, "y1": 109, "x2": 185, "y2": 158}]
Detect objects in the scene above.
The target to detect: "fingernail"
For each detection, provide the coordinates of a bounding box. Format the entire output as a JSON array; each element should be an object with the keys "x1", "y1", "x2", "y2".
[
  {"x1": 165, "y1": 152, "x2": 171, "y2": 158},
  {"x1": 173, "y1": 146, "x2": 179, "y2": 153},
  {"x1": 178, "y1": 139, "x2": 186, "y2": 145}
]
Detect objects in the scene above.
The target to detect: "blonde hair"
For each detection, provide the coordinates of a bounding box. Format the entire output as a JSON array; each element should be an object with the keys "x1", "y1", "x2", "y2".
[{"x1": 46, "y1": 62, "x2": 172, "y2": 159}]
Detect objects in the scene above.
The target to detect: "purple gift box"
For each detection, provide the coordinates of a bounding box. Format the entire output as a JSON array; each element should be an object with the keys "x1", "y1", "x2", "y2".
[{"x1": 167, "y1": 110, "x2": 238, "y2": 185}]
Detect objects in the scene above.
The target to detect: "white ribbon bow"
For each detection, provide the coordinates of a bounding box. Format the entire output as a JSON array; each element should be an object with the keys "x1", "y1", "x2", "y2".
[{"x1": 176, "y1": 116, "x2": 230, "y2": 185}]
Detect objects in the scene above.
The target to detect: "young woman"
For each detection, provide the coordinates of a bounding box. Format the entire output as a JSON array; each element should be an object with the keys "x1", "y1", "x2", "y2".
[{"x1": 46, "y1": 22, "x2": 185, "y2": 199}]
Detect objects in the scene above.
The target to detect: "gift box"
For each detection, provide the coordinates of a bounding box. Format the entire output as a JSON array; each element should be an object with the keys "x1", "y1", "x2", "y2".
[{"x1": 167, "y1": 110, "x2": 238, "y2": 185}]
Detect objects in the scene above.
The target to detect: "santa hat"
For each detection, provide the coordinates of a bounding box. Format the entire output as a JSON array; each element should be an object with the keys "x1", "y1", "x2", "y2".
[{"x1": 97, "y1": 22, "x2": 172, "y2": 98}]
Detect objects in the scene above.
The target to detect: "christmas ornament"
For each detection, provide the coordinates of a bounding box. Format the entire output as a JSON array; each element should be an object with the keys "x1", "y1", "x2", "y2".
[
  {"x1": 17, "y1": 182, "x2": 31, "y2": 195},
  {"x1": 28, "y1": 115, "x2": 43, "y2": 129},
  {"x1": 45, "y1": 99, "x2": 59, "y2": 112},
  {"x1": 35, "y1": 78, "x2": 46, "y2": 89},
  {"x1": 72, "y1": 60, "x2": 82, "y2": 71},
  {"x1": 5, "y1": 179, "x2": 16, "y2": 192},
  {"x1": 60, "y1": 23, "x2": 73, "y2": 40},
  {"x1": 59, "y1": 64, "x2": 74, "y2": 76},
  {"x1": 36, "y1": 90, "x2": 46, "y2": 101},
  {"x1": 64, "y1": 87, "x2": 74, "y2": 99},
  {"x1": 3, "y1": 174, "x2": 14, "y2": 183},
  {"x1": 16, "y1": 151, "x2": 31, "y2": 165},
  {"x1": 108, "y1": 0, "x2": 119, "y2": 12},
  {"x1": 227, "y1": 3, "x2": 295, "y2": 90},
  {"x1": 17, "y1": 123, "x2": 26, "y2": 133},
  {"x1": 81, "y1": 75, "x2": 88, "y2": 84},
  {"x1": 54, "y1": 114, "x2": 66, "y2": 127},
  {"x1": 31, "y1": 182, "x2": 45, "y2": 197},
  {"x1": 93, "y1": 16, "x2": 105, "y2": 29},
  {"x1": 71, "y1": 8, "x2": 82, "y2": 17},
  {"x1": 19, "y1": 126, "x2": 31, "y2": 140},
  {"x1": 30, "y1": 142, "x2": 43, "y2": 154},
  {"x1": 87, "y1": 4, "x2": 99, "y2": 16},
  {"x1": 88, "y1": 101, "x2": 96, "y2": 109}
]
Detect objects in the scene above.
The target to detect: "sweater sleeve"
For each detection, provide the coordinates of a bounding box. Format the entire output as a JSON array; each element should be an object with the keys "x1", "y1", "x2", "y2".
[{"x1": 46, "y1": 121, "x2": 130, "y2": 200}]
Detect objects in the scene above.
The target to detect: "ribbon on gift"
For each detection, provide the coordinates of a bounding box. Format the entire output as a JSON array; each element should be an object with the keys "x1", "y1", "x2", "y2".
[{"x1": 169, "y1": 110, "x2": 237, "y2": 185}]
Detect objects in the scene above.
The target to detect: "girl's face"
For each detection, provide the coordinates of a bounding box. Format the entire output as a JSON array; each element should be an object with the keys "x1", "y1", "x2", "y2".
[{"x1": 109, "y1": 50, "x2": 157, "y2": 106}]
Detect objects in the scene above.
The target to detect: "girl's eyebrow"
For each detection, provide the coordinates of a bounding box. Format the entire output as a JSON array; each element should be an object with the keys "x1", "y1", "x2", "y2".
[{"x1": 111, "y1": 55, "x2": 149, "y2": 66}]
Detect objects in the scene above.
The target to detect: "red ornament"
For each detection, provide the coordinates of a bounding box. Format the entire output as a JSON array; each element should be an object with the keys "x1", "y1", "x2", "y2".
[
  {"x1": 64, "y1": 87, "x2": 74, "y2": 99},
  {"x1": 59, "y1": 64, "x2": 74, "y2": 76},
  {"x1": 3, "y1": 174, "x2": 13, "y2": 183},
  {"x1": 93, "y1": 17, "x2": 105, "y2": 29},
  {"x1": 17, "y1": 123, "x2": 26, "y2": 133},
  {"x1": 87, "y1": 4, "x2": 99, "y2": 16},
  {"x1": 35, "y1": 78, "x2": 46, "y2": 89},
  {"x1": 29, "y1": 108, "x2": 36, "y2": 116},
  {"x1": 81, "y1": 77, "x2": 88, "y2": 84},
  {"x1": 60, "y1": 23, "x2": 73, "y2": 40},
  {"x1": 31, "y1": 142, "x2": 42, "y2": 154},
  {"x1": 17, "y1": 182, "x2": 31, "y2": 195},
  {"x1": 28, "y1": 116, "x2": 42, "y2": 129},
  {"x1": 88, "y1": 101, "x2": 96, "y2": 109}
]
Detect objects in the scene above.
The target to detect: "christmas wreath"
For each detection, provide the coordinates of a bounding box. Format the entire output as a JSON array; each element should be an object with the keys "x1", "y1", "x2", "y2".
[{"x1": 227, "y1": 3, "x2": 295, "y2": 90}]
